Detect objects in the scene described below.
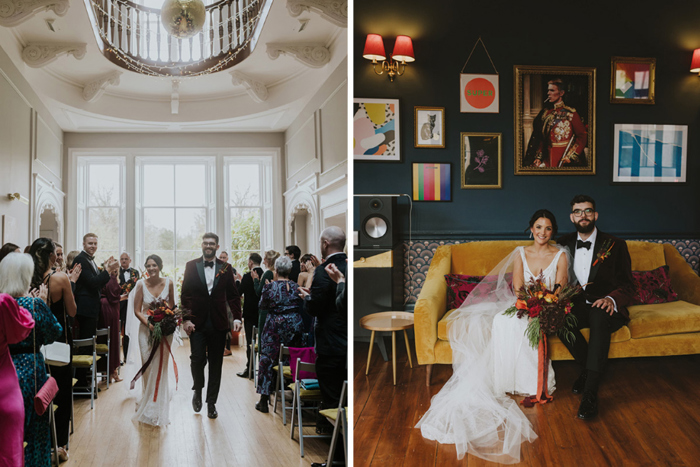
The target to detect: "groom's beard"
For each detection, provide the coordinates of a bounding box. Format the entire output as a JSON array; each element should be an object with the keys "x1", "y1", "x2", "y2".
[
  {"x1": 574, "y1": 218, "x2": 596, "y2": 234},
  {"x1": 202, "y1": 248, "x2": 216, "y2": 260}
]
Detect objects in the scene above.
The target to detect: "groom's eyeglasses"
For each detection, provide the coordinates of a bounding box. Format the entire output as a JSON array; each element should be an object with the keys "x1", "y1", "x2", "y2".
[
  {"x1": 202, "y1": 242, "x2": 217, "y2": 247},
  {"x1": 572, "y1": 208, "x2": 595, "y2": 217}
]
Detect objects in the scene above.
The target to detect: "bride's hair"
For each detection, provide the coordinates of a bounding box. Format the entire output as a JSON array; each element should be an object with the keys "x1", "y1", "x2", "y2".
[
  {"x1": 144, "y1": 254, "x2": 163, "y2": 272},
  {"x1": 525, "y1": 209, "x2": 558, "y2": 237}
]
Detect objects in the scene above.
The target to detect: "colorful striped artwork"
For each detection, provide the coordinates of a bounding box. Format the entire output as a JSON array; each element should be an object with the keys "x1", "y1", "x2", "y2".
[{"x1": 412, "y1": 163, "x2": 451, "y2": 201}]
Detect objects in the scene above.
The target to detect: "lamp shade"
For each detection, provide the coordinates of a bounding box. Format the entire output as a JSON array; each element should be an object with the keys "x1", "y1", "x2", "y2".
[
  {"x1": 363, "y1": 34, "x2": 386, "y2": 61},
  {"x1": 691, "y1": 49, "x2": 700, "y2": 73},
  {"x1": 392, "y1": 35, "x2": 415, "y2": 63}
]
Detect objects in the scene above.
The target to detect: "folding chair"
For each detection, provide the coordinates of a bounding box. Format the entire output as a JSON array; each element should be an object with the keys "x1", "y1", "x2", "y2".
[
  {"x1": 272, "y1": 345, "x2": 293, "y2": 425},
  {"x1": 49, "y1": 402, "x2": 59, "y2": 466},
  {"x1": 319, "y1": 381, "x2": 348, "y2": 467},
  {"x1": 95, "y1": 327, "x2": 110, "y2": 389},
  {"x1": 289, "y1": 358, "x2": 330, "y2": 457},
  {"x1": 250, "y1": 325, "x2": 258, "y2": 382},
  {"x1": 72, "y1": 337, "x2": 100, "y2": 409}
]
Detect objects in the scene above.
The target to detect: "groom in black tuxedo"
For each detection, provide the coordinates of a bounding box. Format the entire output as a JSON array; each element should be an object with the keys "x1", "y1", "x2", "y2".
[
  {"x1": 181, "y1": 232, "x2": 242, "y2": 419},
  {"x1": 557, "y1": 195, "x2": 635, "y2": 420}
]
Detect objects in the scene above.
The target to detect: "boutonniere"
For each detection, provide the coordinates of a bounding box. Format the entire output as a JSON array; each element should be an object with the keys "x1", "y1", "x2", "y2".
[
  {"x1": 593, "y1": 239, "x2": 615, "y2": 267},
  {"x1": 215, "y1": 263, "x2": 230, "y2": 279}
]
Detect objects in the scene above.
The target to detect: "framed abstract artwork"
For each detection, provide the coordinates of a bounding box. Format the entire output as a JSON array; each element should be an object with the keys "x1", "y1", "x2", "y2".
[
  {"x1": 514, "y1": 65, "x2": 596, "y2": 175},
  {"x1": 460, "y1": 133, "x2": 502, "y2": 189},
  {"x1": 412, "y1": 163, "x2": 451, "y2": 201},
  {"x1": 610, "y1": 57, "x2": 656, "y2": 105},
  {"x1": 612, "y1": 124, "x2": 687, "y2": 184},
  {"x1": 414, "y1": 107, "x2": 445, "y2": 148},
  {"x1": 353, "y1": 98, "x2": 400, "y2": 161}
]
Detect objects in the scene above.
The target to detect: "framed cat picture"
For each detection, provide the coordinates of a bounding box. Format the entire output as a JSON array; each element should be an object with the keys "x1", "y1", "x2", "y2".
[{"x1": 414, "y1": 107, "x2": 445, "y2": 148}]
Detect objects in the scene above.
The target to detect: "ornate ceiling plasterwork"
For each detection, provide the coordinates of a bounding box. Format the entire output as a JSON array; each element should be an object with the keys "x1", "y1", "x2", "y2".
[
  {"x1": 82, "y1": 71, "x2": 121, "y2": 103},
  {"x1": 0, "y1": 0, "x2": 69, "y2": 27},
  {"x1": 22, "y1": 42, "x2": 86, "y2": 68},
  {"x1": 286, "y1": 0, "x2": 347, "y2": 28},
  {"x1": 266, "y1": 43, "x2": 330, "y2": 68},
  {"x1": 230, "y1": 70, "x2": 269, "y2": 103}
]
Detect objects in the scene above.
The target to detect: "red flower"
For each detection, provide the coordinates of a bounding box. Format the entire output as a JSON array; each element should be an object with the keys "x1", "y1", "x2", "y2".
[
  {"x1": 565, "y1": 304, "x2": 573, "y2": 314},
  {"x1": 528, "y1": 304, "x2": 542, "y2": 318}
]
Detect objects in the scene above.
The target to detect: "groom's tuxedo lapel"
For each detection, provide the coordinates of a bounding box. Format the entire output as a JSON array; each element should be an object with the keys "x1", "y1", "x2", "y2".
[
  {"x1": 587, "y1": 231, "x2": 606, "y2": 284},
  {"x1": 213, "y1": 261, "x2": 222, "y2": 290},
  {"x1": 196, "y1": 258, "x2": 206, "y2": 289}
]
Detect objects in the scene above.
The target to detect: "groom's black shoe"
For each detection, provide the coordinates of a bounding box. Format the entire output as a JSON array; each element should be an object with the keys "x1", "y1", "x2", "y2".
[
  {"x1": 236, "y1": 369, "x2": 249, "y2": 378},
  {"x1": 192, "y1": 390, "x2": 202, "y2": 413},
  {"x1": 207, "y1": 403, "x2": 218, "y2": 419},
  {"x1": 577, "y1": 390, "x2": 598, "y2": 420},
  {"x1": 572, "y1": 370, "x2": 587, "y2": 395}
]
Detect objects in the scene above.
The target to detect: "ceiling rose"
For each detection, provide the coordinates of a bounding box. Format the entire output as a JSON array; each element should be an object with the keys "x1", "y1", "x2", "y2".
[{"x1": 160, "y1": 0, "x2": 206, "y2": 39}]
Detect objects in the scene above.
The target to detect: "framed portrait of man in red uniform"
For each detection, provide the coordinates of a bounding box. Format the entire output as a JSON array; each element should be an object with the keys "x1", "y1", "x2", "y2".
[{"x1": 514, "y1": 65, "x2": 596, "y2": 175}]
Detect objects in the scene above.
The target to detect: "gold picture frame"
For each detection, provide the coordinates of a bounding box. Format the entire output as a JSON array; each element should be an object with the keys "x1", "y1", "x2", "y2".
[
  {"x1": 414, "y1": 106, "x2": 445, "y2": 148},
  {"x1": 610, "y1": 56, "x2": 656, "y2": 104},
  {"x1": 514, "y1": 65, "x2": 596, "y2": 175},
  {"x1": 460, "y1": 132, "x2": 502, "y2": 189}
]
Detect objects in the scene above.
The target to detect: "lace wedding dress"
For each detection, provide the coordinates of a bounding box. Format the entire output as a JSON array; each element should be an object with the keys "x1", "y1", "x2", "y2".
[
  {"x1": 125, "y1": 277, "x2": 180, "y2": 426},
  {"x1": 416, "y1": 246, "x2": 568, "y2": 464}
]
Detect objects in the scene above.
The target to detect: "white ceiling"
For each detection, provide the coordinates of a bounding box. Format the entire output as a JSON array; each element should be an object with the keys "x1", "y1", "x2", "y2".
[{"x1": 0, "y1": 0, "x2": 347, "y2": 132}]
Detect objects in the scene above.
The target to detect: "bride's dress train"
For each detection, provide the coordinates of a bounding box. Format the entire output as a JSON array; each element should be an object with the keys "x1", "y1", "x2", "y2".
[{"x1": 416, "y1": 246, "x2": 565, "y2": 463}]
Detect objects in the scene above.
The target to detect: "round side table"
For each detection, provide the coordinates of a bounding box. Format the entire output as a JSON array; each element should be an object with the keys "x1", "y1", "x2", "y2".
[{"x1": 359, "y1": 311, "x2": 414, "y2": 385}]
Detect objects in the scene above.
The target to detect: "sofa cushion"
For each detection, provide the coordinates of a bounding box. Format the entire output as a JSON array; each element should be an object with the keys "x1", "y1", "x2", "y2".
[
  {"x1": 626, "y1": 241, "x2": 667, "y2": 271},
  {"x1": 631, "y1": 265, "x2": 678, "y2": 305},
  {"x1": 445, "y1": 275, "x2": 482, "y2": 309},
  {"x1": 438, "y1": 309, "x2": 631, "y2": 342},
  {"x1": 627, "y1": 300, "x2": 700, "y2": 338}
]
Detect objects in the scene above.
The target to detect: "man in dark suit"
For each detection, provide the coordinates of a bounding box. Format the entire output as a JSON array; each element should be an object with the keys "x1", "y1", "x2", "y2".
[
  {"x1": 300, "y1": 227, "x2": 347, "y2": 433},
  {"x1": 236, "y1": 252, "x2": 264, "y2": 378},
  {"x1": 118, "y1": 252, "x2": 139, "y2": 363},
  {"x1": 181, "y1": 233, "x2": 242, "y2": 419},
  {"x1": 557, "y1": 195, "x2": 635, "y2": 420},
  {"x1": 74, "y1": 233, "x2": 118, "y2": 385},
  {"x1": 285, "y1": 245, "x2": 302, "y2": 283}
]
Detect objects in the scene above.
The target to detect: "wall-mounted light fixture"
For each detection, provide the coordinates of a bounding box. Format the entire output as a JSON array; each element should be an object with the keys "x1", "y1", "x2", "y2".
[
  {"x1": 363, "y1": 34, "x2": 415, "y2": 82},
  {"x1": 691, "y1": 49, "x2": 700, "y2": 75},
  {"x1": 7, "y1": 193, "x2": 29, "y2": 204}
]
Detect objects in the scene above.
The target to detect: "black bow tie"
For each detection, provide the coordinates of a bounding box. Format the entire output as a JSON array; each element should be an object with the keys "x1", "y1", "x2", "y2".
[
  {"x1": 120, "y1": 268, "x2": 127, "y2": 273},
  {"x1": 204, "y1": 261, "x2": 215, "y2": 268},
  {"x1": 576, "y1": 240, "x2": 592, "y2": 250},
  {"x1": 86, "y1": 254, "x2": 95, "y2": 261}
]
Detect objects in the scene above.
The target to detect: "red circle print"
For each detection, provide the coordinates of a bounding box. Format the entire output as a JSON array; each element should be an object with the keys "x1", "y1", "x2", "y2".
[{"x1": 464, "y1": 78, "x2": 495, "y2": 109}]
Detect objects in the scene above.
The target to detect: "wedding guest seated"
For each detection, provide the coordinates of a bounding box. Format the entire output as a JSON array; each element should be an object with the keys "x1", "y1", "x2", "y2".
[
  {"x1": 252, "y1": 250, "x2": 279, "y2": 343},
  {"x1": 99, "y1": 268, "x2": 122, "y2": 383},
  {"x1": 0, "y1": 293, "x2": 34, "y2": 466},
  {"x1": 0, "y1": 243, "x2": 21, "y2": 263},
  {"x1": 29, "y1": 238, "x2": 80, "y2": 462},
  {"x1": 255, "y1": 256, "x2": 304, "y2": 413},
  {"x1": 1, "y1": 252, "x2": 62, "y2": 467}
]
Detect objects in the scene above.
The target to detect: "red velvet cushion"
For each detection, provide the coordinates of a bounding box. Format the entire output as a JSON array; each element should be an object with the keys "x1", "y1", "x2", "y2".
[
  {"x1": 631, "y1": 265, "x2": 678, "y2": 305},
  {"x1": 445, "y1": 273, "x2": 513, "y2": 309}
]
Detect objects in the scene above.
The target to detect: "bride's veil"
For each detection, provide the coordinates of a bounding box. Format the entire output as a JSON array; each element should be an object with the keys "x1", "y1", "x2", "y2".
[{"x1": 416, "y1": 244, "x2": 573, "y2": 464}]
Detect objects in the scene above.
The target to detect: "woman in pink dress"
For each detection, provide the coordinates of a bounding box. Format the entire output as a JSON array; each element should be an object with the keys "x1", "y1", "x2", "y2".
[{"x1": 0, "y1": 293, "x2": 35, "y2": 466}]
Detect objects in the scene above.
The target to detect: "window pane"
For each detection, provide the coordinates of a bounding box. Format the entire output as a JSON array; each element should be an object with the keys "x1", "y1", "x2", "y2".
[
  {"x1": 144, "y1": 251, "x2": 175, "y2": 279},
  {"x1": 144, "y1": 164, "x2": 174, "y2": 206},
  {"x1": 230, "y1": 208, "x2": 260, "y2": 270},
  {"x1": 229, "y1": 164, "x2": 260, "y2": 205},
  {"x1": 175, "y1": 165, "x2": 206, "y2": 206},
  {"x1": 175, "y1": 250, "x2": 201, "y2": 277},
  {"x1": 176, "y1": 208, "x2": 206, "y2": 250},
  {"x1": 88, "y1": 207, "x2": 119, "y2": 253},
  {"x1": 144, "y1": 208, "x2": 174, "y2": 250},
  {"x1": 89, "y1": 165, "x2": 119, "y2": 206}
]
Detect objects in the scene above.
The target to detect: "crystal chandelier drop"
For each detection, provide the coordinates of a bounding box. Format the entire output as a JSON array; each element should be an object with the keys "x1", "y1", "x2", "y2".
[{"x1": 160, "y1": 0, "x2": 207, "y2": 39}]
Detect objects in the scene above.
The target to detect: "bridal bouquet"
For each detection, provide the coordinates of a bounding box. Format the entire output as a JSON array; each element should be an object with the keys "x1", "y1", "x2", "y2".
[
  {"x1": 503, "y1": 277, "x2": 581, "y2": 349},
  {"x1": 146, "y1": 298, "x2": 185, "y2": 344},
  {"x1": 120, "y1": 277, "x2": 137, "y2": 295}
]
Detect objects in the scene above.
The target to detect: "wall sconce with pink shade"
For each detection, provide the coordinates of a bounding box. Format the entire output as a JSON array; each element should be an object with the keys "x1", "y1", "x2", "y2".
[
  {"x1": 691, "y1": 49, "x2": 700, "y2": 75},
  {"x1": 363, "y1": 34, "x2": 415, "y2": 82}
]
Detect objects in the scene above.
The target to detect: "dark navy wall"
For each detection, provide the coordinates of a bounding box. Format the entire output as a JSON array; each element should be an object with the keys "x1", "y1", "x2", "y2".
[{"x1": 354, "y1": 0, "x2": 700, "y2": 240}]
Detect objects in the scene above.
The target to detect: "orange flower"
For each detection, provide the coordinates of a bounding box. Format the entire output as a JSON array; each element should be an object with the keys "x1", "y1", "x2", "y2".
[
  {"x1": 515, "y1": 299, "x2": 528, "y2": 310},
  {"x1": 544, "y1": 293, "x2": 557, "y2": 303}
]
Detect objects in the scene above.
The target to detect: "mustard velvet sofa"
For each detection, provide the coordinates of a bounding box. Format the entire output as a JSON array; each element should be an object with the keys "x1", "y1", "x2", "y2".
[{"x1": 415, "y1": 240, "x2": 700, "y2": 385}]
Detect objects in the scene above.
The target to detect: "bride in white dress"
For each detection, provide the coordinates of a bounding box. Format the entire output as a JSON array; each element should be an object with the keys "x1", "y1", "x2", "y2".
[
  {"x1": 417, "y1": 209, "x2": 572, "y2": 464},
  {"x1": 125, "y1": 254, "x2": 180, "y2": 426}
]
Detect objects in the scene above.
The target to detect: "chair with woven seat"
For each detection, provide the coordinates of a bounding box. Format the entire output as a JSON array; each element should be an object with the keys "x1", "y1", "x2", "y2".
[
  {"x1": 95, "y1": 327, "x2": 110, "y2": 389},
  {"x1": 319, "y1": 380, "x2": 348, "y2": 467},
  {"x1": 289, "y1": 358, "x2": 330, "y2": 457},
  {"x1": 250, "y1": 325, "x2": 258, "y2": 382},
  {"x1": 272, "y1": 345, "x2": 293, "y2": 425},
  {"x1": 72, "y1": 337, "x2": 100, "y2": 409}
]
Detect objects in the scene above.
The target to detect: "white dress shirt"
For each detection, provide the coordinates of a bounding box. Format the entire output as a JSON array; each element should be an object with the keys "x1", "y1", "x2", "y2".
[
  {"x1": 122, "y1": 269, "x2": 131, "y2": 282},
  {"x1": 204, "y1": 261, "x2": 215, "y2": 294}
]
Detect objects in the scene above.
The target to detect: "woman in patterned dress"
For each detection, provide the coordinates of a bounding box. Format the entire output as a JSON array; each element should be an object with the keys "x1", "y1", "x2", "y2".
[
  {"x1": 1, "y1": 252, "x2": 62, "y2": 467},
  {"x1": 255, "y1": 256, "x2": 304, "y2": 413}
]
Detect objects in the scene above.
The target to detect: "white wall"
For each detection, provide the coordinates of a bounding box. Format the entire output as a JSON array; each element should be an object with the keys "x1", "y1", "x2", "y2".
[
  {"x1": 0, "y1": 45, "x2": 64, "y2": 248},
  {"x1": 284, "y1": 57, "x2": 348, "y2": 257}
]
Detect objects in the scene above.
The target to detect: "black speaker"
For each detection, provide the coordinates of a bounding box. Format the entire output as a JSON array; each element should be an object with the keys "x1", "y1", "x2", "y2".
[{"x1": 358, "y1": 196, "x2": 397, "y2": 248}]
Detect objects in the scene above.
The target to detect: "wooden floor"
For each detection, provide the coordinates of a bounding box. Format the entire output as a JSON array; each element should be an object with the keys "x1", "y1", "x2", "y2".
[
  {"x1": 354, "y1": 338, "x2": 700, "y2": 466},
  {"x1": 65, "y1": 340, "x2": 330, "y2": 467}
]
